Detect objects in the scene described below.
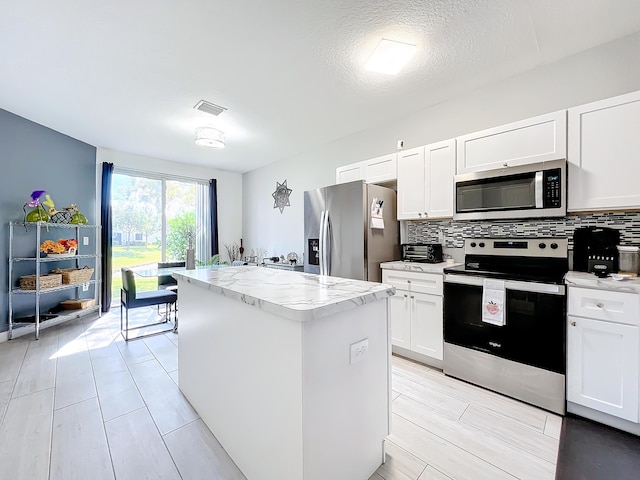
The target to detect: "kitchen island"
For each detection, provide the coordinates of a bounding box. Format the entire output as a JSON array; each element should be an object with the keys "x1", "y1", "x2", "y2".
[{"x1": 173, "y1": 266, "x2": 394, "y2": 480}]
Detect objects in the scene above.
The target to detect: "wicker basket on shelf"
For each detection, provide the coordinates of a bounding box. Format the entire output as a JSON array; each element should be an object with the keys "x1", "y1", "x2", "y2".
[
  {"x1": 19, "y1": 273, "x2": 62, "y2": 290},
  {"x1": 51, "y1": 266, "x2": 94, "y2": 284}
]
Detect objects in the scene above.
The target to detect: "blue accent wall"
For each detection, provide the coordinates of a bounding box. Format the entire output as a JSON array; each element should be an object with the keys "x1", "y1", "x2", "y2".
[{"x1": 0, "y1": 109, "x2": 96, "y2": 332}]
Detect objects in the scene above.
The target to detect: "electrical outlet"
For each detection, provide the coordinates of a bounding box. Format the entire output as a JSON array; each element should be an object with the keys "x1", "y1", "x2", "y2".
[
  {"x1": 82, "y1": 282, "x2": 89, "y2": 292},
  {"x1": 350, "y1": 338, "x2": 369, "y2": 364},
  {"x1": 83, "y1": 236, "x2": 89, "y2": 245}
]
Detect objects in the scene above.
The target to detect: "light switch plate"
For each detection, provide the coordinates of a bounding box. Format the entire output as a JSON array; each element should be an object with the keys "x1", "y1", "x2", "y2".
[
  {"x1": 350, "y1": 338, "x2": 369, "y2": 364},
  {"x1": 83, "y1": 236, "x2": 89, "y2": 245},
  {"x1": 82, "y1": 282, "x2": 89, "y2": 292}
]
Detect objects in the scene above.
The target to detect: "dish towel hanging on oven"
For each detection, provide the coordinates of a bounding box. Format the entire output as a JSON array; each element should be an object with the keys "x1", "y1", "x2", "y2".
[{"x1": 482, "y1": 279, "x2": 506, "y2": 326}]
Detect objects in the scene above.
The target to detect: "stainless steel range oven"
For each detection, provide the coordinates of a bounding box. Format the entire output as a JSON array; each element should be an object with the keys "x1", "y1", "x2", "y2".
[{"x1": 443, "y1": 238, "x2": 568, "y2": 414}]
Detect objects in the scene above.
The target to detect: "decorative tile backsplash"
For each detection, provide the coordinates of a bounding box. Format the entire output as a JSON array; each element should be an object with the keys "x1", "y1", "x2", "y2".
[{"x1": 407, "y1": 212, "x2": 640, "y2": 249}]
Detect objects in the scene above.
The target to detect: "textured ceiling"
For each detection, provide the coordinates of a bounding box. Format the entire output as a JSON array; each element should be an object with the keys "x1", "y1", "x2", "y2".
[{"x1": 1, "y1": 0, "x2": 640, "y2": 173}]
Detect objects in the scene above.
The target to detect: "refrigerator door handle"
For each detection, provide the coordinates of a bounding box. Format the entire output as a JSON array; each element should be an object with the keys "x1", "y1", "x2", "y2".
[
  {"x1": 319, "y1": 210, "x2": 326, "y2": 275},
  {"x1": 325, "y1": 210, "x2": 331, "y2": 276}
]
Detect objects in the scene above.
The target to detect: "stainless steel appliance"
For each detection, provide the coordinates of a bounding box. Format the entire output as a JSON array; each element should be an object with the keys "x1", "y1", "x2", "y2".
[
  {"x1": 573, "y1": 226, "x2": 620, "y2": 277},
  {"x1": 443, "y1": 237, "x2": 568, "y2": 414},
  {"x1": 453, "y1": 159, "x2": 566, "y2": 221},
  {"x1": 304, "y1": 181, "x2": 399, "y2": 282},
  {"x1": 401, "y1": 243, "x2": 443, "y2": 263}
]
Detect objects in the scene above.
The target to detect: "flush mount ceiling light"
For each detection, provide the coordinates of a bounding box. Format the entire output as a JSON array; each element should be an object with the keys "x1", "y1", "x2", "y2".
[
  {"x1": 365, "y1": 38, "x2": 417, "y2": 75},
  {"x1": 194, "y1": 126, "x2": 225, "y2": 148}
]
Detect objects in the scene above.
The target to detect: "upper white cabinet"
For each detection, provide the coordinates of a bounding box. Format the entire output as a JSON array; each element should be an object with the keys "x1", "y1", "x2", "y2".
[
  {"x1": 568, "y1": 90, "x2": 640, "y2": 212},
  {"x1": 335, "y1": 153, "x2": 397, "y2": 185},
  {"x1": 456, "y1": 111, "x2": 567, "y2": 174},
  {"x1": 397, "y1": 139, "x2": 455, "y2": 220}
]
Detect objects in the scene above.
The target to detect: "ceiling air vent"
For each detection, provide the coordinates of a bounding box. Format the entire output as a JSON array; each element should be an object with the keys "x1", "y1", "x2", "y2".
[{"x1": 193, "y1": 100, "x2": 227, "y2": 116}]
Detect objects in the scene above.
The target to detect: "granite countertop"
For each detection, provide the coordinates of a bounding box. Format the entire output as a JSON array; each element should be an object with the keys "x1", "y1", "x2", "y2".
[
  {"x1": 173, "y1": 266, "x2": 395, "y2": 322},
  {"x1": 380, "y1": 261, "x2": 460, "y2": 274},
  {"x1": 565, "y1": 271, "x2": 640, "y2": 294}
]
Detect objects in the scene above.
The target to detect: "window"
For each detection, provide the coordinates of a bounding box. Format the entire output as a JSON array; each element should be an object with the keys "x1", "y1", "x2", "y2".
[{"x1": 110, "y1": 169, "x2": 211, "y2": 300}]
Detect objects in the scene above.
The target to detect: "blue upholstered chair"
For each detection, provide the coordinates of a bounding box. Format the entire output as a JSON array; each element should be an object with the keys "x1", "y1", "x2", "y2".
[{"x1": 120, "y1": 267, "x2": 177, "y2": 341}]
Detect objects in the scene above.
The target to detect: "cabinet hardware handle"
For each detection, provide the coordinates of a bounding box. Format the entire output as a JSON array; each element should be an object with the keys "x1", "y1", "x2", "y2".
[
  {"x1": 418, "y1": 213, "x2": 422, "y2": 217},
  {"x1": 570, "y1": 321, "x2": 576, "y2": 326},
  {"x1": 503, "y1": 162, "x2": 508, "y2": 167},
  {"x1": 596, "y1": 302, "x2": 604, "y2": 308},
  {"x1": 407, "y1": 280, "x2": 411, "y2": 283},
  {"x1": 424, "y1": 212, "x2": 428, "y2": 217},
  {"x1": 410, "y1": 295, "x2": 415, "y2": 299}
]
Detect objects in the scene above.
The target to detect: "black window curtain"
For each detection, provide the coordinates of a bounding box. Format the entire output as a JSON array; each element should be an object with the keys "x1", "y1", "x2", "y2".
[
  {"x1": 101, "y1": 162, "x2": 114, "y2": 312},
  {"x1": 209, "y1": 179, "x2": 219, "y2": 256}
]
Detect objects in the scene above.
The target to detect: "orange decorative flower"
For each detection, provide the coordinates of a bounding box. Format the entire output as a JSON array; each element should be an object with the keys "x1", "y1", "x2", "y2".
[{"x1": 40, "y1": 238, "x2": 77, "y2": 254}]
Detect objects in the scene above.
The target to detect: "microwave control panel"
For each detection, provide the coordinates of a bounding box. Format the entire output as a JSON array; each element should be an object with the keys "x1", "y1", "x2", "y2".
[{"x1": 543, "y1": 168, "x2": 562, "y2": 208}]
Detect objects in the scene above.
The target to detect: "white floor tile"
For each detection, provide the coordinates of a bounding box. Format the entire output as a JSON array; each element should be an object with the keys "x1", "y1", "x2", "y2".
[
  {"x1": 164, "y1": 419, "x2": 246, "y2": 479},
  {"x1": 54, "y1": 349, "x2": 97, "y2": 410},
  {"x1": 12, "y1": 331, "x2": 58, "y2": 398},
  {"x1": 105, "y1": 407, "x2": 181, "y2": 480},
  {"x1": 129, "y1": 359, "x2": 199, "y2": 434},
  {"x1": 0, "y1": 388, "x2": 54, "y2": 479},
  {"x1": 50, "y1": 397, "x2": 114, "y2": 480},
  {"x1": 0, "y1": 340, "x2": 28, "y2": 383},
  {"x1": 91, "y1": 353, "x2": 145, "y2": 422}
]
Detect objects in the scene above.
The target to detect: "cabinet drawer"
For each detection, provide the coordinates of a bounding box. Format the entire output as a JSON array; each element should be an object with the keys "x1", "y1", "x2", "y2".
[
  {"x1": 381, "y1": 270, "x2": 442, "y2": 295},
  {"x1": 568, "y1": 287, "x2": 640, "y2": 326}
]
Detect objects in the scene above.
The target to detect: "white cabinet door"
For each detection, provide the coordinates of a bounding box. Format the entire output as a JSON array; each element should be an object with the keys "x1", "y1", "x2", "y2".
[
  {"x1": 410, "y1": 293, "x2": 443, "y2": 360},
  {"x1": 568, "y1": 90, "x2": 640, "y2": 211},
  {"x1": 567, "y1": 315, "x2": 640, "y2": 422},
  {"x1": 364, "y1": 153, "x2": 397, "y2": 184},
  {"x1": 389, "y1": 292, "x2": 411, "y2": 350},
  {"x1": 397, "y1": 146, "x2": 427, "y2": 220},
  {"x1": 426, "y1": 139, "x2": 455, "y2": 219},
  {"x1": 336, "y1": 162, "x2": 364, "y2": 184},
  {"x1": 456, "y1": 111, "x2": 567, "y2": 174}
]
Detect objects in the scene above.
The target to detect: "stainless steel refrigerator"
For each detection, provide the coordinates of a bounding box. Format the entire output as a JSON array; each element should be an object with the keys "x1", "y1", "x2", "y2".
[{"x1": 304, "y1": 180, "x2": 399, "y2": 282}]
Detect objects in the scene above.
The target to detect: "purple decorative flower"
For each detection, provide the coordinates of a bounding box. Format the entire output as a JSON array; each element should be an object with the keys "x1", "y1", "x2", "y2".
[{"x1": 25, "y1": 190, "x2": 46, "y2": 207}]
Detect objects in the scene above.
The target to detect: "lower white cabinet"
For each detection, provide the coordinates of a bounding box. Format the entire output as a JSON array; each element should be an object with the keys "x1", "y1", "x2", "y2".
[
  {"x1": 567, "y1": 286, "x2": 640, "y2": 423},
  {"x1": 383, "y1": 269, "x2": 443, "y2": 364}
]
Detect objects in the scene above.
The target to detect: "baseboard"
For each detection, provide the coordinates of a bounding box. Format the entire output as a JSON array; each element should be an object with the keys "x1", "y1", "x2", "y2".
[
  {"x1": 567, "y1": 402, "x2": 640, "y2": 436},
  {"x1": 392, "y1": 345, "x2": 443, "y2": 370}
]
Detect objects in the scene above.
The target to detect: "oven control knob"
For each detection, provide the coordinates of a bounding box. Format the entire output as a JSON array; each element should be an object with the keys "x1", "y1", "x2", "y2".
[
  {"x1": 470, "y1": 242, "x2": 477, "y2": 248},
  {"x1": 479, "y1": 242, "x2": 485, "y2": 248},
  {"x1": 550, "y1": 243, "x2": 558, "y2": 249},
  {"x1": 539, "y1": 242, "x2": 546, "y2": 249}
]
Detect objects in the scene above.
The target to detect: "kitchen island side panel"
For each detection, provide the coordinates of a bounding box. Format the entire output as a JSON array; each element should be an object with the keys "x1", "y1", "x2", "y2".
[
  {"x1": 302, "y1": 298, "x2": 390, "y2": 480},
  {"x1": 178, "y1": 279, "x2": 305, "y2": 480},
  {"x1": 177, "y1": 276, "x2": 391, "y2": 480}
]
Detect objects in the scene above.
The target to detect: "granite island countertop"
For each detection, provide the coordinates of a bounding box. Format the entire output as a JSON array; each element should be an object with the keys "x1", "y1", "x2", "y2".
[
  {"x1": 565, "y1": 271, "x2": 640, "y2": 294},
  {"x1": 173, "y1": 266, "x2": 395, "y2": 322}
]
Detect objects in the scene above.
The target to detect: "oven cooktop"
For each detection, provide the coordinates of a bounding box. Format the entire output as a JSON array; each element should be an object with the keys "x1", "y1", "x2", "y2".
[{"x1": 444, "y1": 237, "x2": 569, "y2": 285}]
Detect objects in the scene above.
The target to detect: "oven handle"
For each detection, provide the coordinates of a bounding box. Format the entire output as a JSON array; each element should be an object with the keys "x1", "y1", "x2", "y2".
[{"x1": 444, "y1": 274, "x2": 565, "y2": 295}]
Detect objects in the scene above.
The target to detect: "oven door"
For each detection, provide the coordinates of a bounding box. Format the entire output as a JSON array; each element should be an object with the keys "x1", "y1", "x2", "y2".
[{"x1": 443, "y1": 274, "x2": 566, "y2": 374}]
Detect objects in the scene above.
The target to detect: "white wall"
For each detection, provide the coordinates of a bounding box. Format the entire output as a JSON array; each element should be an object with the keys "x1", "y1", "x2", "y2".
[
  {"x1": 97, "y1": 148, "x2": 243, "y2": 257},
  {"x1": 242, "y1": 31, "x2": 640, "y2": 259}
]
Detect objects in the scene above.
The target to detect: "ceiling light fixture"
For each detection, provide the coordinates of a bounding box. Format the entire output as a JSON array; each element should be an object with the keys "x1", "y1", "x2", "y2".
[
  {"x1": 365, "y1": 38, "x2": 417, "y2": 75},
  {"x1": 194, "y1": 126, "x2": 225, "y2": 148}
]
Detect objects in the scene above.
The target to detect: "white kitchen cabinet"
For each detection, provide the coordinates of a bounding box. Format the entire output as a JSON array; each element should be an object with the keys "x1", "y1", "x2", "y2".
[
  {"x1": 335, "y1": 153, "x2": 397, "y2": 185},
  {"x1": 568, "y1": 90, "x2": 640, "y2": 212},
  {"x1": 567, "y1": 286, "x2": 640, "y2": 423},
  {"x1": 382, "y1": 269, "x2": 443, "y2": 365},
  {"x1": 397, "y1": 139, "x2": 455, "y2": 220},
  {"x1": 335, "y1": 163, "x2": 363, "y2": 184},
  {"x1": 456, "y1": 110, "x2": 566, "y2": 174},
  {"x1": 410, "y1": 292, "x2": 444, "y2": 360}
]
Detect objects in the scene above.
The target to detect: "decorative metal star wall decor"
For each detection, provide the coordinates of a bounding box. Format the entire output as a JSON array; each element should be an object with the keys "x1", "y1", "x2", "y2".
[{"x1": 272, "y1": 179, "x2": 292, "y2": 213}]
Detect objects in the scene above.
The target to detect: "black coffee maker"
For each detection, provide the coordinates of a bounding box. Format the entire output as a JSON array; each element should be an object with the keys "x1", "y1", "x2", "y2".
[{"x1": 573, "y1": 226, "x2": 620, "y2": 277}]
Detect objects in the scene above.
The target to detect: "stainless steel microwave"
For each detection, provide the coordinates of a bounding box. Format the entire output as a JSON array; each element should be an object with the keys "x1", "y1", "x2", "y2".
[{"x1": 453, "y1": 159, "x2": 566, "y2": 220}]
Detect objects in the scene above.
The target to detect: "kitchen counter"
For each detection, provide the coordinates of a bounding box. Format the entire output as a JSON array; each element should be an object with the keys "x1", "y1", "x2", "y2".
[
  {"x1": 175, "y1": 266, "x2": 391, "y2": 479},
  {"x1": 566, "y1": 271, "x2": 640, "y2": 294},
  {"x1": 173, "y1": 265, "x2": 394, "y2": 322},
  {"x1": 380, "y1": 260, "x2": 460, "y2": 273}
]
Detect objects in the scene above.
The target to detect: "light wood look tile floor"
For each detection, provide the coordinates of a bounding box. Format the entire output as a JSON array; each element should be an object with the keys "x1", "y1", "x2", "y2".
[{"x1": 0, "y1": 309, "x2": 561, "y2": 479}]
